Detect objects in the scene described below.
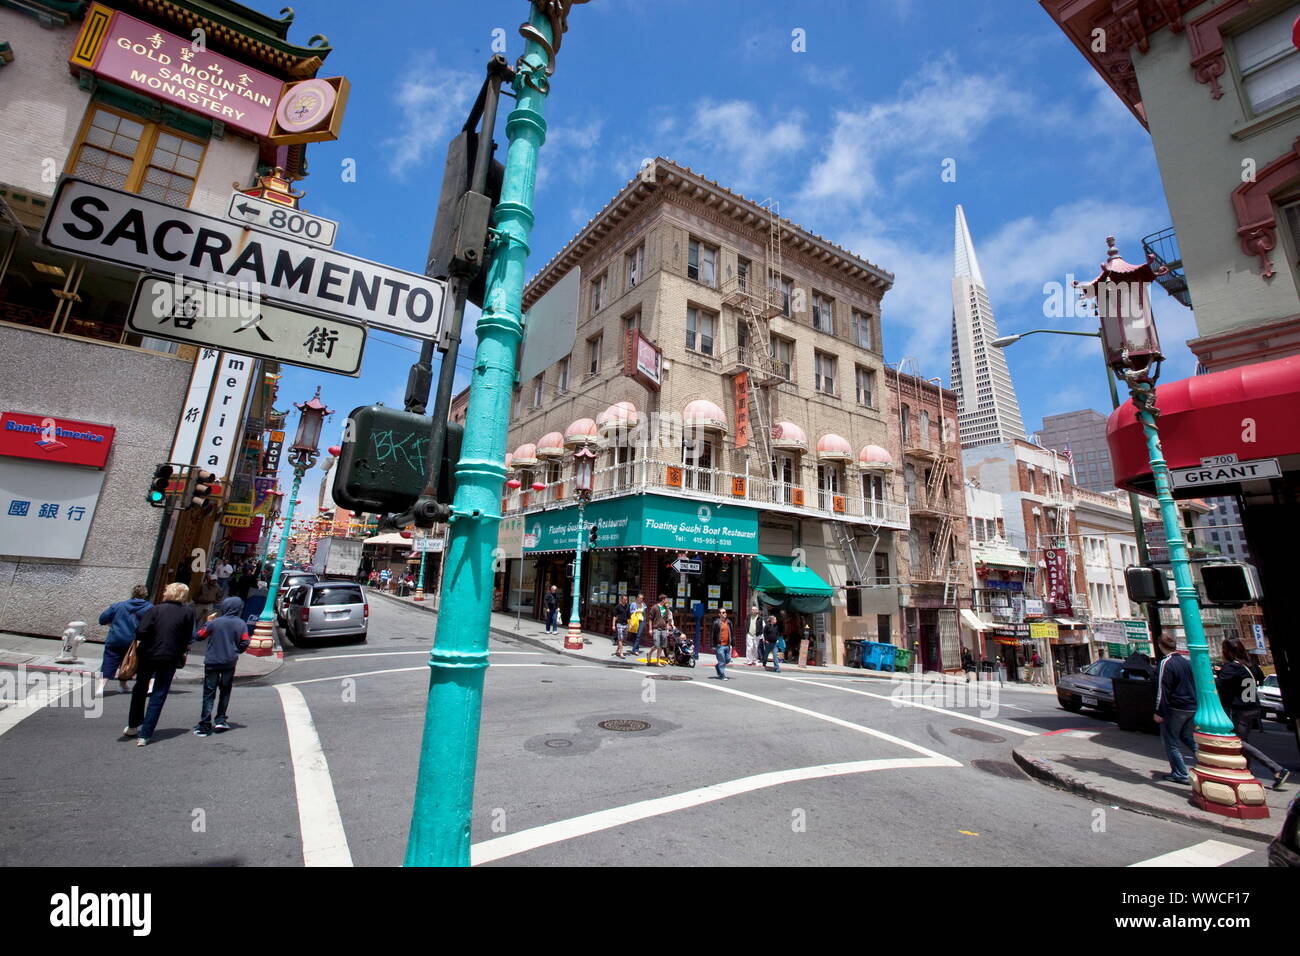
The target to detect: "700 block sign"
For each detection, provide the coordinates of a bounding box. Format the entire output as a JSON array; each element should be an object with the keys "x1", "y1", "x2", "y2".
[{"x1": 41, "y1": 177, "x2": 446, "y2": 341}]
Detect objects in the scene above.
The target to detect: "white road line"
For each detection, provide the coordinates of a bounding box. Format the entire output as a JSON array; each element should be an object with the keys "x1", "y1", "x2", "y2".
[
  {"x1": 748, "y1": 671, "x2": 1037, "y2": 737},
  {"x1": 274, "y1": 684, "x2": 353, "y2": 867},
  {"x1": 1128, "y1": 840, "x2": 1254, "y2": 868},
  {"x1": 289, "y1": 650, "x2": 541, "y2": 663},
  {"x1": 285, "y1": 663, "x2": 594, "y2": 687},
  {"x1": 471, "y1": 756, "x2": 954, "y2": 866},
  {"x1": 0, "y1": 672, "x2": 93, "y2": 739}
]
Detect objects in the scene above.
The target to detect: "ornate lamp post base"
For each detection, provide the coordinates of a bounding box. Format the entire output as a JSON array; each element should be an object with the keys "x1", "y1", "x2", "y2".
[
  {"x1": 413, "y1": 588, "x2": 425, "y2": 602},
  {"x1": 563, "y1": 620, "x2": 585, "y2": 650},
  {"x1": 1191, "y1": 733, "x2": 1271, "y2": 818},
  {"x1": 248, "y1": 618, "x2": 278, "y2": 657}
]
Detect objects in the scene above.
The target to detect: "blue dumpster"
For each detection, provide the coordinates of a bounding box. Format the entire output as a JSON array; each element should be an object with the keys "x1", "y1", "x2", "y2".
[
  {"x1": 878, "y1": 642, "x2": 897, "y2": 672},
  {"x1": 861, "y1": 641, "x2": 888, "y2": 671},
  {"x1": 242, "y1": 592, "x2": 267, "y2": 622}
]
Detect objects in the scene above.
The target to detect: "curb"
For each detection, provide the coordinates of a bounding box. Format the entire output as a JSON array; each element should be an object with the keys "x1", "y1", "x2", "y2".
[{"x1": 1010, "y1": 746, "x2": 1278, "y2": 846}]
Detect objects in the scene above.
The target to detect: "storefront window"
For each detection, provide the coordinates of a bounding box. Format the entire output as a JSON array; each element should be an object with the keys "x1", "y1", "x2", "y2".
[{"x1": 657, "y1": 552, "x2": 738, "y2": 647}]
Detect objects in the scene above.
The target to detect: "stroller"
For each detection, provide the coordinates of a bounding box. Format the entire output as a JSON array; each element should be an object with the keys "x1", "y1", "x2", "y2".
[{"x1": 667, "y1": 627, "x2": 696, "y2": 667}]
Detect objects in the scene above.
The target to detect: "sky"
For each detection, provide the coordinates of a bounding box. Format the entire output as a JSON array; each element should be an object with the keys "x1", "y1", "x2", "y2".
[{"x1": 265, "y1": 0, "x2": 1197, "y2": 495}]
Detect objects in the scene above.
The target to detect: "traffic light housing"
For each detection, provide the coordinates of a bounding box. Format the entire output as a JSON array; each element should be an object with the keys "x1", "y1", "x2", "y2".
[
  {"x1": 1125, "y1": 565, "x2": 1170, "y2": 604},
  {"x1": 332, "y1": 405, "x2": 462, "y2": 523},
  {"x1": 148, "y1": 464, "x2": 173, "y2": 507},
  {"x1": 186, "y1": 469, "x2": 217, "y2": 511},
  {"x1": 1200, "y1": 562, "x2": 1260, "y2": 606},
  {"x1": 589, "y1": 524, "x2": 598, "y2": 546}
]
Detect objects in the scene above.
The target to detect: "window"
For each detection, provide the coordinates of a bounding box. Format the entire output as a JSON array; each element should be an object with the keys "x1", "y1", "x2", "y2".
[
  {"x1": 590, "y1": 272, "x2": 607, "y2": 317},
  {"x1": 557, "y1": 357, "x2": 569, "y2": 393},
  {"x1": 919, "y1": 410, "x2": 931, "y2": 448},
  {"x1": 1236, "y1": 6, "x2": 1300, "y2": 114},
  {"x1": 545, "y1": 460, "x2": 563, "y2": 503},
  {"x1": 846, "y1": 581, "x2": 861, "y2": 617},
  {"x1": 610, "y1": 444, "x2": 637, "y2": 488},
  {"x1": 772, "y1": 453, "x2": 796, "y2": 504},
  {"x1": 587, "y1": 333, "x2": 603, "y2": 375},
  {"x1": 687, "y1": 238, "x2": 717, "y2": 287},
  {"x1": 71, "y1": 106, "x2": 205, "y2": 203},
  {"x1": 769, "y1": 335, "x2": 793, "y2": 379},
  {"x1": 811, "y1": 292, "x2": 834, "y2": 333},
  {"x1": 682, "y1": 436, "x2": 713, "y2": 492},
  {"x1": 875, "y1": 555, "x2": 890, "y2": 587},
  {"x1": 625, "y1": 243, "x2": 644, "y2": 288},
  {"x1": 772, "y1": 276, "x2": 792, "y2": 316},
  {"x1": 862, "y1": 473, "x2": 884, "y2": 502},
  {"x1": 851, "y1": 309, "x2": 873, "y2": 350},
  {"x1": 814, "y1": 350, "x2": 836, "y2": 395},
  {"x1": 855, "y1": 366, "x2": 876, "y2": 407},
  {"x1": 737, "y1": 257, "x2": 751, "y2": 291},
  {"x1": 686, "y1": 306, "x2": 715, "y2": 356},
  {"x1": 901, "y1": 404, "x2": 911, "y2": 444},
  {"x1": 816, "y1": 463, "x2": 841, "y2": 510},
  {"x1": 624, "y1": 309, "x2": 640, "y2": 336},
  {"x1": 532, "y1": 376, "x2": 543, "y2": 408}
]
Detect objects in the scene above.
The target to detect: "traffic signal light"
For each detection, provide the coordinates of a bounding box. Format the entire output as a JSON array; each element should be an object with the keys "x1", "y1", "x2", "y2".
[
  {"x1": 1125, "y1": 565, "x2": 1170, "y2": 604},
  {"x1": 589, "y1": 524, "x2": 598, "y2": 546},
  {"x1": 1201, "y1": 563, "x2": 1260, "y2": 606},
  {"x1": 187, "y1": 469, "x2": 217, "y2": 511},
  {"x1": 148, "y1": 464, "x2": 173, "y2": 507},
  {"x1": 332, "y1": 405, "x2": 462, "y2": 524}
]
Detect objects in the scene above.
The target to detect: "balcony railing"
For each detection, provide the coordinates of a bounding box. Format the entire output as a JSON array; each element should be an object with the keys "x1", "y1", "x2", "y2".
[
  {"x1": 504, "y1": 457, "x2": 911, "y2": 529},
  {"x1": 905, "y1": 487, "x2": 962, "y2": 517},
  {"x1": 1141, "y1": 226, "x2": 1192, "y2": 308},
  {"x1": 911, "y1": 557, "x2": 966, "y2": 583}
]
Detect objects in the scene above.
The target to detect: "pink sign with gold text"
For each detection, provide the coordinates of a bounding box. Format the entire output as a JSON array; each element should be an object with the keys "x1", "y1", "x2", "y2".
[{"x1": 88, "y1": 10, "x2": 283, "y2": 138}]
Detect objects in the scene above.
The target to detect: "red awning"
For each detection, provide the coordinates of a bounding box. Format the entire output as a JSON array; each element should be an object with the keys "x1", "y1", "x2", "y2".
[{"x1": 1107, "y1": 355, "x2": 1300, "y2": 498}]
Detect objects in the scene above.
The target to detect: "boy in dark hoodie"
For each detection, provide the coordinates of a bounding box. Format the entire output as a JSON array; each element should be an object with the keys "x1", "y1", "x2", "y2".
[{"x1": 192, "y1": 596, "x2": 250, "y2": 737}]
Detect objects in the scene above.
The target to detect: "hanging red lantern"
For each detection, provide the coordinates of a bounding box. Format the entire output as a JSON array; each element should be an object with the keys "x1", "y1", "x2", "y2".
[
  {"x1": 506, "y1": 478, "x2": 522, "y2": 490},
  {"x1": 531, "y1": 481, "x2": 546, "y2": 492}
]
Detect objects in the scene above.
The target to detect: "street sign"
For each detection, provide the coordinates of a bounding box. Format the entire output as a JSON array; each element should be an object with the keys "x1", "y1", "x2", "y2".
[
  {"x1": 42, "y1": 177, "x2": 446, "y2": 341},
  {"x1": 226, "y1": 192, "x2": 338, "y2": 249},
  {"x1": 1170, "y1": 457, "x2": 1281, "y2": 489},
  {"x1": 1252, "y1": 622, "x2": 1266, "y2": 651},
  {"x1": 671, "y1": 556, "x2": 702, "y2": 575},
  {"x1": 128, "y1": 275, "x2": 365, "y2": 376}
]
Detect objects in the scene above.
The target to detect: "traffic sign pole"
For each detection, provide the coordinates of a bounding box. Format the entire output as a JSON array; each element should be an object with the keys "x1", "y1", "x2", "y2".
[{"x1": 404, "y1": 2, "x2": 581, "y2": 868}]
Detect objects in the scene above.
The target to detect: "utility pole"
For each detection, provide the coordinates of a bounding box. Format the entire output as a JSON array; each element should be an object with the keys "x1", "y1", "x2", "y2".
[{"x1": 405, "y1": 0, "x2": 587, "y2": 867}]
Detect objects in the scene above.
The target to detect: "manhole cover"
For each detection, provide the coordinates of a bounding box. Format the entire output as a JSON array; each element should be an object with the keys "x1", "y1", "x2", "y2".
[
  {"x1": 970, "y1": 759, "x2": 1026, "y2": 780},
  {"x1": 651, "y1": 674, "x2": 693, "y2": 681},
  {"x1": 598, "y1": 719, "x2": 651, "y2": 732},
  {"x1": 951, "y1": 727, "x2": 1007, "y2": 744},
  {"x1": 543, "y1": 739, "x2": 572, "y2": 749}
]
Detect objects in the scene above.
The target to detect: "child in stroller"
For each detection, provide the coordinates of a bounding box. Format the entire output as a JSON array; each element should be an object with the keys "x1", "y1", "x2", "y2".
[{"x1": 667, "y1": 627, "x2": 696, "y2": 667}]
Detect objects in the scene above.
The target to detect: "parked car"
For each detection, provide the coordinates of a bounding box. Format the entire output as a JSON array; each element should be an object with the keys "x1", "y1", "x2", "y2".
[
  {"x1": 1260, "y1": 674, "x2": 1285, "y2": 721},
  {"x1": 274, "y1": 572, "x2": 319, "y2": 625},
  {"x1": 1057, "y1": 657, "x2": 1127, "y2": 713},
  {"x1": 282, "y1": 581, "x2": 368, "y2": 646}
]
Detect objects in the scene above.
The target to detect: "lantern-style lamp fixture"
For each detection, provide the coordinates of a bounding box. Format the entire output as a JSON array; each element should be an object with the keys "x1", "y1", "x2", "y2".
[
  {"x1": 292, "y1": 387, "x2": 333, "y2": 455},
  {"x1": 573, "y1": 445, "x2": 598, "y2": 499},
  {"x1": 1075, "y1": 237, "x2": 1166, "y2": 376}
]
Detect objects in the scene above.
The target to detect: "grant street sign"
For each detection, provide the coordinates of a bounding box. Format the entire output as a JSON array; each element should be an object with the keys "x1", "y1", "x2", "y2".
[
  {"x1": 1170, "y1": 457, "x2": 1281, "y2": 489},
  {"x1": 226, "y1": 192, "x2": 338, "y2": 249},
  {"x1": 42, "y1": 177, "x2": 445, "y2": 340},
  {"x1": 128, "y1": 275, "x2": 365, "y2": 376}
]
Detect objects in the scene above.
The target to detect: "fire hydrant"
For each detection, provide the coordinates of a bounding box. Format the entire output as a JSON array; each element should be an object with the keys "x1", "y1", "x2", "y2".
[{"x1": 57, "y1": 621, "x2": 86, "y2": 664}]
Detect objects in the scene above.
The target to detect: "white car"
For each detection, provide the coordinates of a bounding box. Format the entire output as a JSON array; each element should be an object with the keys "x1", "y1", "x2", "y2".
[{"x1": 1259, "y1": 674, "x2": 1285, "y2": 721}]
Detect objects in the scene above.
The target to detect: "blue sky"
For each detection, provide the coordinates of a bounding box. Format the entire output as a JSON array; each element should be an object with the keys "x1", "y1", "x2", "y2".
[{"x1": 266, "y1": 0, "x2": 1197, "y2": 492}]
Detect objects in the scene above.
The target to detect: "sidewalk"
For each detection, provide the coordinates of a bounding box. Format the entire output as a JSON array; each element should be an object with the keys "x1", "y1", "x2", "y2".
[
  {"x1": 1013, "y1": 726, "x2": 1295, "y2": 844},
  {"x1": 0, "y1": 630, "x2": 283, "y2": 684},
  {"x1": 367, "y1": 588, "x2": 1058, "y2": 691}
]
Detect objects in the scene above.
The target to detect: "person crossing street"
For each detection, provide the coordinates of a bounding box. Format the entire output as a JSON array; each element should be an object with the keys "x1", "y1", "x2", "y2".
[{"x1": 711, "y1": 607, "x2": 734, "y2": 679}]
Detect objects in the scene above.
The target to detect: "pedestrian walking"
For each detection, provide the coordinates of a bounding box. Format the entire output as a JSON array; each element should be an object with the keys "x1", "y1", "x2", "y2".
[
  {"x1": 745, "y1": 604, "x2": 762, "y2": 666},
  {"x1": 613, "y1": 594, "x2": 632, "y2": 658},
  {"x1": 368, "y1": 569, "x2": 379, "y2": 588},
  {"x1": 1154, "y1": 634, "x2": 1198, "y2": 784},
  {"x1": 1216, "y1": 638, "x2": 1290, "y2": 790},
  {"x1": 711, "y1": 607, "x2": 734, "y2": 679},
  {"x1": 192, "y1": 596, "x2": 250, "y2": 737},
  {"x1": 97, "y1": 585, "x2": 152, "y2": 693},
  {"x1": 762, "y1": 615, "x2": 782, "y2": 672},
  {"x1": 626, "y1": 593, "x2": 645, "y2": 657},
  {"x1": 379, "y1": 567, "x2": 391, "y2": 592},
  {"x1": 544, "y1": 585, "x2": 560, "y2": 634},
  {"x1": 647, "y1": 595, "x2": 673, "y2": 667},
  {"x1": 214, "y1": 559, "x2": 233, "y2": 594},
  {"x1": 124, "y1": 582, "x2": 196, "y2": 747},
  {"x1": 962, "y1": 646, "x2": 976, "y2": 683}
]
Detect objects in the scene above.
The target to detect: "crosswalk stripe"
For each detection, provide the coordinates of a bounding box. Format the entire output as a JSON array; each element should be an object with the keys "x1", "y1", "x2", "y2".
[{"x1": 1128, "y1": 839, "x2": 1253, "y2": 867}]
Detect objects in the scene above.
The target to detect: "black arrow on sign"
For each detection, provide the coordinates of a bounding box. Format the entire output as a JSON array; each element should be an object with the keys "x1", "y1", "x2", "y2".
[{"x1": 236, "y1": 202, "x2": 261, "y2": 217}]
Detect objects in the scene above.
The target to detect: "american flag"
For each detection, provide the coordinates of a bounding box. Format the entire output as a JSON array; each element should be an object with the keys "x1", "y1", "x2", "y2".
[{"x1": 1061, "y1": 444, "x2": 1074, "y2": 467}]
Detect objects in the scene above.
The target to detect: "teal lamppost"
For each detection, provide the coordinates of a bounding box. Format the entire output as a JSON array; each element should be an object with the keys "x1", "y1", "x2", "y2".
[
  {"x1": 248, "y1": 388, "x2": 332, "y2": 656},
  {"x1": 404, "y1": 0, "x2": 589, "y2": 867},
  {"x1": 564, "y1": 445, "x2": 597, "y2": 651},
  {"x1": 1080, "y1": 238, "x2": 1267, "y2": 819}
]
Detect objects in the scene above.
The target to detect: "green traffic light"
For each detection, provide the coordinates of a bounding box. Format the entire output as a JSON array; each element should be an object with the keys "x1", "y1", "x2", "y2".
[{"x1": 149, "y1": 491, "x2": 165, "y2": 503}]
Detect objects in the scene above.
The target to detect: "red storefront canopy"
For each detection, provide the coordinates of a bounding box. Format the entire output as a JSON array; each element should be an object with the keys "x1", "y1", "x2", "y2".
[{"x1": 1107, "y1": 354, "x2": 1300, "y2": 498}]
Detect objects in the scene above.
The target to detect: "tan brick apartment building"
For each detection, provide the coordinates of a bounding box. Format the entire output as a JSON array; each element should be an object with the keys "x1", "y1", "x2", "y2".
[{"x1": 499, "y1": 158, "x2": 911, "y2": 666}]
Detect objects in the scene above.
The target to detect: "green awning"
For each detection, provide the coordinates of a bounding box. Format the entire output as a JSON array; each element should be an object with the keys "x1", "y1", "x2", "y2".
[{"x1": 750, "y1": 555, "x2": 833, "y2": 608}]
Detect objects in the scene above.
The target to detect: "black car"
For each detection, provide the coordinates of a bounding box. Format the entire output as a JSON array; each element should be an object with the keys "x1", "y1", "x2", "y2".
[{"x1": 1057, "y1": 657, "x2": 1127, "y2": 713}]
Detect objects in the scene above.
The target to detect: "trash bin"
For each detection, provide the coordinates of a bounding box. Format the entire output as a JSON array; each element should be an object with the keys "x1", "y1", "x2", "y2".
[
  {"x1": 844, "y1": 640, "x2": 864, "y2": 669},
  {"x1": 1112, "y1": 670, "x2": 1158, "y2": 734},
  {"x1": 893, "y1": 647, "x2": 913, "y2": 672},
  {"x1": 878, "y1": 643, "x2": 897, "y2": 672},
  {"x1": 243, "y1": 592, "x2": 267, "y2": 622}
]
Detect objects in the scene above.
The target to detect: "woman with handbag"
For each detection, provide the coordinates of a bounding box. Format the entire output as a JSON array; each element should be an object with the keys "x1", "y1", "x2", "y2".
[
  {"x1": 124, "y1": 582, "x2": 196, "y2": 747},
  {"x1": 98, "y1": 585, "x2": 152, "y2": 693}
]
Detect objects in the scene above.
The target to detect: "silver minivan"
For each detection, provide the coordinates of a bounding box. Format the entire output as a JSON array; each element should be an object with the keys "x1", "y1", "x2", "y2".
[{"x1": 283, "y1": 581, "x2": 368, "y2": 645}]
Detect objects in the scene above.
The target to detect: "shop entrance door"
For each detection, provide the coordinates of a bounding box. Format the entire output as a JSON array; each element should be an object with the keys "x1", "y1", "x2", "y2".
[{"x1": 918, "y1": 609, "x2": 941, "y2": 672}]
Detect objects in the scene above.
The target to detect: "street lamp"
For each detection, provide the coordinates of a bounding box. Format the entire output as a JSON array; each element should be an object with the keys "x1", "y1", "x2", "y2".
[
  {"x1": 564, "y1": 445, "x2": 597, "y2": 651},
  {"x1": 248, "y1": 387, "x2": 332, "y2": 656},
  {"x1": 1080, "y1": 237, "x2": 1266, "y2": 819}
]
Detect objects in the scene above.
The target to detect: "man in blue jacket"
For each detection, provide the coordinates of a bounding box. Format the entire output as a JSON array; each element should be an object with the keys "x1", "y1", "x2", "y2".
[
  {"x1": 1154, "y1": 634, "x2": 1199, "y2": 784},
  {"x1": 98, "y1": 585, "x2": 152, "y2": 693},
  {"x1": 192, "y1": 597, "x2": 250, "y2": 737}
]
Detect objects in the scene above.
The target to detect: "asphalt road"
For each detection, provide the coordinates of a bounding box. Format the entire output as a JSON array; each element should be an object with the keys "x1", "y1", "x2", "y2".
[{"x1": 0, "y1": 596, "x2": 1271, "y2": 867}]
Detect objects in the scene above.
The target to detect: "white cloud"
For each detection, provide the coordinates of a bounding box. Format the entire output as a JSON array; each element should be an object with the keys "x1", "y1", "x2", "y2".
[{"x1": 382, "y1": 63, "x2": 478, "y2": 178}]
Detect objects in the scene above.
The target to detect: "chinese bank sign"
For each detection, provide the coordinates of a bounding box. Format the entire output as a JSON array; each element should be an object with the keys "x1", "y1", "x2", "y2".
[{"x1": 524, "y1": 494, "x2": 758, "y2": 555}]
